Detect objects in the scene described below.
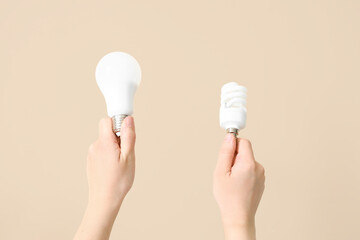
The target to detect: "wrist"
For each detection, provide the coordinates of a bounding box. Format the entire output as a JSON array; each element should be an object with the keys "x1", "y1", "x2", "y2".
[
  {"x1": 88, "y1": 192, "x2": 125, "y2": 211},
  {"x1": 83, "y1": 200, "x2": 121, "y2": 230},
  {"x1": 87, "y1": 195, "x2": 123, "y2": 216},
  {"x1": 74, "y1": 201, "x2": 121, "y2": 240},
  {"x1": 223, "y1": 221, "x2": 256, "y2": 240}
]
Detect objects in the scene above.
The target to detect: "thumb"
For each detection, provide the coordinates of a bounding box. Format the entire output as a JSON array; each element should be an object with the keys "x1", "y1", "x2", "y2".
[
  {"x1": 120, "y1": 116, "x2": 136, "y2": 157},
  {"x1": 215, "y1": 133, "x2": 236, "y2": 175}
]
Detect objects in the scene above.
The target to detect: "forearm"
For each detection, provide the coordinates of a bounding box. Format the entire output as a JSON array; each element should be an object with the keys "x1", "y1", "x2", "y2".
[
  {"x1": 74, "y1": 201, "x2": 121, "y2": 240},
  {"x1": 223, "y1": 223, "x2": 256, "y2": 240}
]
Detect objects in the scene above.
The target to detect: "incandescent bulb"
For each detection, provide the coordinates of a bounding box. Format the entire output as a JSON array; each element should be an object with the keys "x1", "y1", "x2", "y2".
[
  {"x1": 219, "y1": 82, "x2": 247, "y2": 136},
  {"x1": 96, "y1": 52, "x2": 141, "y2": 136}
]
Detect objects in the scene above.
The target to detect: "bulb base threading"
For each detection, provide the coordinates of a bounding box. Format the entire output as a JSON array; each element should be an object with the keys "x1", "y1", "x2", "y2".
[
  {"x1": 112, "y1": 114, "x2": 128, "y2": 137},
  {"x1": 226, "y1": 128, "x2": 238, "y2": 137}
]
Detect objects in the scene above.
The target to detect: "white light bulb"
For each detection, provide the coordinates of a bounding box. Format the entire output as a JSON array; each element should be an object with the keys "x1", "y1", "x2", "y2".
[
  {"x1": 220, "y1": 82, "x2": 247, "y2": 136},
  {"x1": 96, "y1": 52, "x2": 141, "y2": 136}
]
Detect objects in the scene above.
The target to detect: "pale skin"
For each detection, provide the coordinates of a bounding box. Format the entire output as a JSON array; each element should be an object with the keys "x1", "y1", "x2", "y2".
[
  {"x1": 214, "y1": 134, "x2": 265, "y2": 240},
  {"x1": 74, "y1": 116, "x2": 136, "y2": 240},
  {"x1": 74, "y1": 118, "x2": 265, "y2": 240}
]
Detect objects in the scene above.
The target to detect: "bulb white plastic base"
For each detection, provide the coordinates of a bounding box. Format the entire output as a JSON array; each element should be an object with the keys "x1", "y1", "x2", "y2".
[{"x1": 220, "y1": 82, "x2": 247, "y2": 134}]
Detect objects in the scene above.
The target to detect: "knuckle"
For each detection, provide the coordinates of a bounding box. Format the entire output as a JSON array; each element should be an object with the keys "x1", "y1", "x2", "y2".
[
  {"x1": 99, "y1": 118, "x2": 106, "y2": 126},
  {"x1": 120, "y1": 151, "x2": 135, "y2": 162},
  {"x1": 257, "y1": 163, "x2": 265, "y2": 175},
  {"x1": 99, "y1": 117, "x2": 110, "y2": 128},
  {"x1": 241, "y1": 138, "x2": 252, "y2": 148},
  {"x1": 88, "y1": 143, "x2": 95, "y2": 153},
  {"x1": 88, "y1": 141, "x2": 98, "y2": 154},
  {"x1": 243, "y1": 161, "x2": 256, "y2": 172},
  {"x1": 125, "y1": 132, "x2": 136, "y2": 142},
  {"x1": 219, "y1": 147, "x2": 233, "y2": 159}
]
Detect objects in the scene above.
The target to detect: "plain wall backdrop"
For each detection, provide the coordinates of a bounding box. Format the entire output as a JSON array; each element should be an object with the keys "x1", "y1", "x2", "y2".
[{"x1": 1, "y1": 0, "x2": 359, "y2": 239}]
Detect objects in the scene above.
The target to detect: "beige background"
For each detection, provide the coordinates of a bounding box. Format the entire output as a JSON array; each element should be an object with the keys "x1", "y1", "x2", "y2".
[{"x1": 1, "y1": 0, "x2": 359, "y2": 239}]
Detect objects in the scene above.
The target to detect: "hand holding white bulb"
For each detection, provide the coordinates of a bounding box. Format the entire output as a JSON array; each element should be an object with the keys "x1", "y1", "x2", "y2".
[
  {"x1": 216, "y1": 83, "x2": 265, "y2": 240},
  {"x1": 220, "y1": 82, "x2": 247, "y2": 136},
  {"x1": 96, "y1": 52, "x2": 141, "y2": 136}
]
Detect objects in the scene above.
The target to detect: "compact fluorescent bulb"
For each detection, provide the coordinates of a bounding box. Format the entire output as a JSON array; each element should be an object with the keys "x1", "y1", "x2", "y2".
[{"x1": 219, "y1": 82, "x2": 247, "y2": 136}]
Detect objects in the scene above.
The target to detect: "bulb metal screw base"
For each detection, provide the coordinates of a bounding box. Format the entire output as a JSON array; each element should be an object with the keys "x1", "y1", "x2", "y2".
[
  {"x1": 226, "y1": 128, "x2": 238, "y2": 137},
  {"x1": 112, "y1": 114, "x2": 128, "y2": 137}
]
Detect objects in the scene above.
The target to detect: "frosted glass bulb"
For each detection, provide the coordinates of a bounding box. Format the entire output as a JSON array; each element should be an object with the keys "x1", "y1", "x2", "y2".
[
  {"x1": 219, "y1": 82, "x2": 247, "y2": 136},
  {"x1": 96, "y1": 52, "x2": 141, "y2": 136}
]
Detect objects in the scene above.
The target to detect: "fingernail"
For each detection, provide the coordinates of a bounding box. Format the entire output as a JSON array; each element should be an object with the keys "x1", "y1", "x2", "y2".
[
  {"x1": 126, "y1": 116, "x2": 134, "y2": 127},
  {"x1": 225, "y1": 133, "x2": 233, "y2": 142}
]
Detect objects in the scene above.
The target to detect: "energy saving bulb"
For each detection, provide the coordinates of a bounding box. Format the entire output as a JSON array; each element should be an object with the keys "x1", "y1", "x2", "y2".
[
  {"x1": 96, "y1": 52, "x2": 141, "y2": 136},
  {"x1": 220, "y1": 82, "x2": 247, "y2": 136}
]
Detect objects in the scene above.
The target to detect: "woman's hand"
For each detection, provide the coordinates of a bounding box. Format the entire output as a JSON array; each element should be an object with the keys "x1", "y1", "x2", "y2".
[
  {"x1": 213, "y1": 134, "x2": 265, "y2": 240},
  {"x1": 74, "y1": 116, "x2": 136, "y2": 240},
  {"x1": 87, "y1": 116, "x2": 136, "y2": 209}
]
